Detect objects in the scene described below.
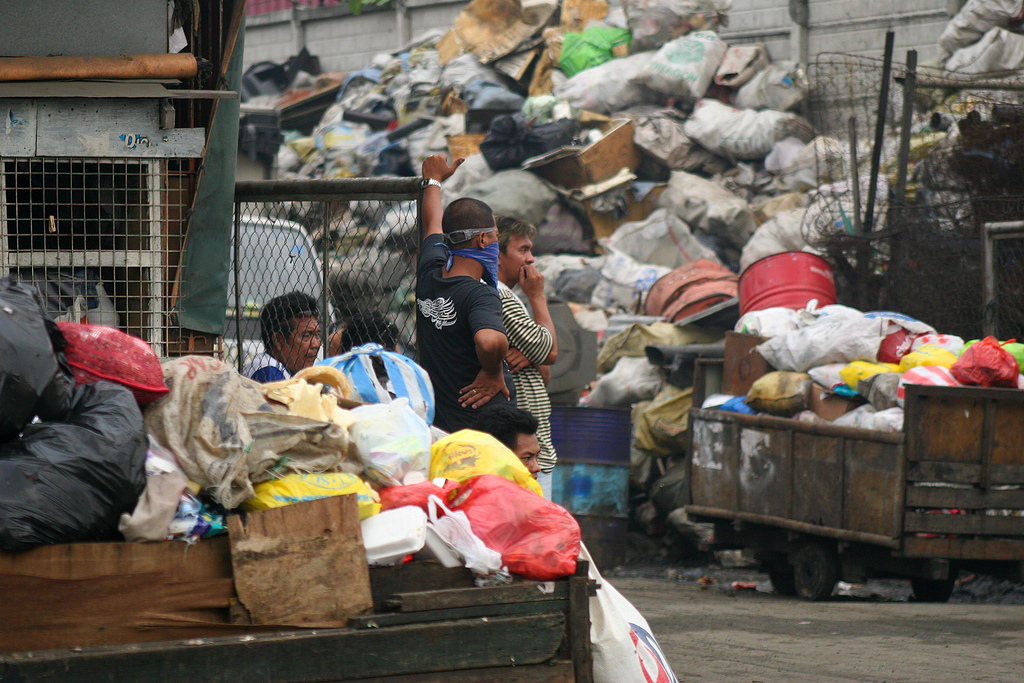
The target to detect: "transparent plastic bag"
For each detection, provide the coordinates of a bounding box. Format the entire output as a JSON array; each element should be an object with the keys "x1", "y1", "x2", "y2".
[{"x1": 350, "y1": 398, "x2": 431, "y2": 487}]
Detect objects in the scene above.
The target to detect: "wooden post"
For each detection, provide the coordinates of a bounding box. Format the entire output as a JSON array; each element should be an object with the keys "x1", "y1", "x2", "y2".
[{"x1": 569, "y1": 560, "x2": 594, "y2": 683}]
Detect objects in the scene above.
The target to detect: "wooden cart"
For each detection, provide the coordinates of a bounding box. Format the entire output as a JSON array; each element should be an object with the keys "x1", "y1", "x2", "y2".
[
  {"x1": 688, "y1": 352, "x2": 1024, "y2": 601},
  {"x1": 0, "y1": 496, "x2": 595, "y2": 682}
]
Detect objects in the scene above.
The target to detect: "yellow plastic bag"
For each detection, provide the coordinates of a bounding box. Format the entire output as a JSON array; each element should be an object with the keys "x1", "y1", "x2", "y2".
[
  {"x1": 839, "y1": 360, "x2": 900, "y2": 392},
  {"x1": 430, "y1": 429, "x2": 543, "y2": 496},
  {"x1": 898, "y1": 344, "x2": 958, "y2": 373},
  {"x1": 244, "y1": 472, "x2": 381, "y2": 518}
]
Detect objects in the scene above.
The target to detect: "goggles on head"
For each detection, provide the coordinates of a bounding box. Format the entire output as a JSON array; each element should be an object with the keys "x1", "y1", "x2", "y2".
[{"x1": 444, "y1": 226, "x2": 497, "y2": 245}]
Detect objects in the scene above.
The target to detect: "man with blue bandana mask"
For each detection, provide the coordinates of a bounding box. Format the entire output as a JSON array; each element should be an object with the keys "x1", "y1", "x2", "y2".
[{"x1": 415, "y1": 154, "x2": 516, "y2": 432}]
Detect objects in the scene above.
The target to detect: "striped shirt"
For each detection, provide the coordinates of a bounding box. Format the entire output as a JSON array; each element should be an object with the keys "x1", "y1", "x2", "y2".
[{"x1": 498, "y1": 282, "x2": 557, "y2": 472}]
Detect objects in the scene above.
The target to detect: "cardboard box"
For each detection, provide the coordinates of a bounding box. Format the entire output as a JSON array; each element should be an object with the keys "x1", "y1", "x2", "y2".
[
  {"x1": 808, "y1": 382, "x2": 862, "y2": 421},
  {"x1": 586, "y1": 184, "x2": 664, "y2": 241},
  {"x1": 522, "y1": 119, "x2": 640, "y2": 189}
]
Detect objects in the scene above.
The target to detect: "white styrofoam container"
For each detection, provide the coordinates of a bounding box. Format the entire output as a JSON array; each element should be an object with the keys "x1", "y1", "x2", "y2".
[
  {"x1": 361, "y1": 506, "x2": 427, "y2": 565},
  {"x1": 416, "y1": 525, "x2": 464, "y2": 568}
]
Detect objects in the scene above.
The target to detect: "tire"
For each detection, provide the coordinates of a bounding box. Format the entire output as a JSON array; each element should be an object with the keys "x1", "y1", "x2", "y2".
[
  {"x1": 910, "y1": 577, "x2": 956, "y2": 603},
  {"x1": 767, "y1": 560, "x2": 798, "y2": 596},
  {"x1": 792, "y1": 543, "x2": 839, "y2": 601}
]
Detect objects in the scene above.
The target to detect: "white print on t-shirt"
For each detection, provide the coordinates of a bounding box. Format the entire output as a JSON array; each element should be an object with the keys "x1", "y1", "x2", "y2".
[{"x1": 418, "y1": 296, "x2": 457, "y2": 329}]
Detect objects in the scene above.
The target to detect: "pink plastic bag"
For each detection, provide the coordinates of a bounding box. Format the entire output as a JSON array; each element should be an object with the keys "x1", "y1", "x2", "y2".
[
  {"x1": 450, "y1": 475, "x2": 581, "y2": 581},
  {"x1": 951, "y1": 336, "x2": 1020, "y2": 388}
]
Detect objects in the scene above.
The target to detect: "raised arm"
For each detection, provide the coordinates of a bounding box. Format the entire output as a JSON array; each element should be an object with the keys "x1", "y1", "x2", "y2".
[{"x1": 421, "y1": 154, "x2": 464, "y2": 239}]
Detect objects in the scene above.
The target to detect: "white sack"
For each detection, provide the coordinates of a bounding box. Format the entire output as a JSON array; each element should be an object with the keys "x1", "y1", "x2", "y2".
[
  {"x1": 715, "y1": 43, "x2": 769, "y2": 87},
  {"x1": 683, "y1": 99, "x2": 815, "y2": 161},
  {"x1": 554, "y1": 52, "x2": 659, "y2": 115},
  {"x1": 938, "y1": 0, "x2": 1024, "y2": 56},
  {"x1": 734, "y1": 61, "x2": 808, "y2": 112},
  {"x1": 587, "y1": 356, "x2": 664, "y2": 407},
  {"x1": 734, "y1": 307, "x2": 799, "y2": 338},
  {"x1": 739, "y1": 208, "x2": 811, "y2": 272},
  {"x1": 658, "y1": 170, "x2": 758, "y2": 249},
  {"x1": 776, "y1": 136, "x2": 848, "y2": 192},
  {"x1": 603, "y1": 208, "x2": 720, "y2": 269},
  {"x1": 633, "y1": 31, "x2": 727, "y2": 103},
  {"x1": 945, "y1": 26, "x2": 1024, "y2": 73}
]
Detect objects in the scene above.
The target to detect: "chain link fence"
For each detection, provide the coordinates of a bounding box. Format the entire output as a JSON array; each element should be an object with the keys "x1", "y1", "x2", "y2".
[
  {"x1": 229, "y1": 177, "x2": 423, "y2": 375},
  {"x1": 804, "y1": 51, "x2": 1024, "y2": 339}
]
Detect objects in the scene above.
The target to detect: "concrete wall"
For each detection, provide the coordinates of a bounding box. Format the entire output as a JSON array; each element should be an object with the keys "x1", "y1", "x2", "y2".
[{"x1": 243, "y1": 0, "x2": 963, "y2": 76}]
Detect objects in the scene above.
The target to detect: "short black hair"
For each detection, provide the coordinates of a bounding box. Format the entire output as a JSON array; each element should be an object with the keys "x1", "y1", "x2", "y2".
[
  {"x1": 260, "y1": 291, "x2": 319, "y2": 351},
  {"x1": 338, "y1": 310, "x2": 400, "y2": 353},
  {"x1": 496, "y1": 215, "x2": 537, "y2": 254},
  {"x1": 471, "y1": 403, "x2": 539, "y2": 452},
  {"x1": 442, "y1": 197, "x2": 494, "y2": 244}
]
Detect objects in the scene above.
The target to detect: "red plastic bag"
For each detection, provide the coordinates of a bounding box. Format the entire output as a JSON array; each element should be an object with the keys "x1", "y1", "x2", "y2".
[
  {"x1": 450, "y1": 475, "x2": 581, "y2": 581},
  {"x1": 379, "y1": 479, "x2": 457, "y2": 512},
  {"x1": 56, "y1": 323, "x2": 169, "y2": 405},
  {"x1": 950, "y1": 336, "x2": 1020, "y2": 388}
]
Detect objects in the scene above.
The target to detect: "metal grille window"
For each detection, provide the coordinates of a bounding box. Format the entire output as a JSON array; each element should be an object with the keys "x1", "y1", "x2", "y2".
[
  {"x1": 230, "y1": 177, "x2": 423, "y2": 375},
  {"x1": 0, "y1": 158, "x2": 194, "y2": 356}
]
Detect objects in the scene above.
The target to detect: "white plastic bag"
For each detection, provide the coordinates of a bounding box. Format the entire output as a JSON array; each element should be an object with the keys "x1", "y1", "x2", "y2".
[
  {"x1": 634, "y1": 31, "x2": 727, "y2": 103},
  {"x1": 734, "y1": 306, "x2": 799, "y2": 338},
  {"x1": 734, "y1": 61, "x2": 808, "y2": 112},
  {"x1": 683, "y1": 99, "x2": 814, "y2": 161},
  {"x1": 755, "y1": 314, "x2": 888, "y2": 372},
  {"x1": 589, "y1": 246, "x2": 670, "y2": 312},
  {"x1": 715, "y1": 43, "x2": 769, "y2": 87},
  {"x1": 587, "y1": 356, "x2": 664, "y2": 407},
  {"x1": 427, "y1": 494, "x2": 504, "y2": 576},
  {"x1": 350, "y1": 398, "x2": 431, "y2": 487},
  {"x1": 581, "y1": 544, "x2": 680, "y2": 683}
]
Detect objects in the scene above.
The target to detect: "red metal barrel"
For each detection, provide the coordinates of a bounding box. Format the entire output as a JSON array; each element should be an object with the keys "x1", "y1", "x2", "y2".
[{"x1": 739, "y1": 252, "x2": 836, "y2": 315}]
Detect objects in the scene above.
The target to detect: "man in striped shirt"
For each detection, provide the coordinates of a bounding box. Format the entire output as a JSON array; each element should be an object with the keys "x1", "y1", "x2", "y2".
[{"x1": 496, "y1": 216, "x2": 558, "y2": 498}]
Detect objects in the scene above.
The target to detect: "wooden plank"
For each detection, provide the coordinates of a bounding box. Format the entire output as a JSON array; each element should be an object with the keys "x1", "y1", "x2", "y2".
[
  {"x1": 350, "y1": 600, "x2": 568, "y2": 628},
  {"x1": 905, "y1": 391, "x2": 984, "y2": 464},
  {"x1": 228, "y1": 495, "x2": 372, "y2": 628},
  {"x1": 390, "y1": 582, "x2": 569, "y2": 612},
  {"x1": 356, "y1": 661, "x2": 575, "y2": 683},
  {"x1": 737, "y1": 426, "x2": 791, "y2": 519},
  {"x1": 905, "y1": 486, "x2": 1024, "y2": 510},
  {"x1": 844, "y1": 439, "x2": 902, "y2": 538},
  {"x1": 369, "y1": 562, "x2": 476, "y2": 613},
  {"x1": 991, "y1": 400, "x2": 1024, "y2": 468},
  {"x1": 722, "y1": 331, "x2": 770, "y2": 396},
  {"x1": 0, "y1": 614, "x2": 567, "y2": 682},
  {"x1": 903, "y1": 511, "x2": 1024, "y2": 536},
  {"x1": 907, "y1": 461, "x2": 980, "y2": 484},
  {"x1": 33, "y1": 99, "x2": 205, "y2": 158},
  {"x1": 568, "y1": 561, "x2": 594, "y2": 683},
  {"x1": 0, "y1": 537, "x2": 250, "y2": 654},
  {"x1": 792, "y1": 432, "x2": 843, "y2": 528},
  {"x1": 685, "y1": 505, "x2": 901, "y2": 548},
  {"x1": 0, "y1": 100, "x2": 36, "y2": 156},
  {"x1": 902, "y1": 536, "x2": 1024, "y2": 561}
]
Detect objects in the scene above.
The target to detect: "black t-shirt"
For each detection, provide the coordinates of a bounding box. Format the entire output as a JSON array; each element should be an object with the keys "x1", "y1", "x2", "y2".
[{"x1": 416, "y1": 234, "x2": 514, "y2": 432}]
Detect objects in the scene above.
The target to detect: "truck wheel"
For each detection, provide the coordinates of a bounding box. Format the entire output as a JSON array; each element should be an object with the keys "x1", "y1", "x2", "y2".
[
  {"x1": 767, "y1": 561, "x2": 798, "y2": 596},
  {"x1": 910, "y1": 577, "x2": 956, "y2": 603},
  {"x1": 792, "y1": 543, "x2": 838, "y2": 601}
]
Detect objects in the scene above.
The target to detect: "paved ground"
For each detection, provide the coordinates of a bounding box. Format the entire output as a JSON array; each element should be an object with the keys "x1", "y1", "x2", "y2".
[{"x1": 610, "y1": 563, "x2": 1024, "y2": 683}]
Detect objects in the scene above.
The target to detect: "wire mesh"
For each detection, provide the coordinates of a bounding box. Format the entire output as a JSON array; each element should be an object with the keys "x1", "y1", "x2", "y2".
[
  {"x1": 0, "y1": 157, "x2": 195, "y2": 357},
  {"x1": 229, "y1": 178, "x2": 422, "y2": 375},
  {"x1": 804, "y1": 52, "x2": 1024, "y2": 337}
]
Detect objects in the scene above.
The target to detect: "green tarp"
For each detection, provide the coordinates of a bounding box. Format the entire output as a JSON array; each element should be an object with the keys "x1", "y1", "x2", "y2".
[{"x1": 175, "y1": 24, "x2": 244, "y2": 335}]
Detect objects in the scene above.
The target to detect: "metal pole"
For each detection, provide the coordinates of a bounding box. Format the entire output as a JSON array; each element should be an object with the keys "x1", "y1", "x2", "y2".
[
  {"x1": 233, "y1": 201, "x2": 243, "y2": 374},
  {"x1": 848, "y1": 116, "x2": 862, "y2": 235},
  {"x1": 894, "y1": 50, "x2": 918, "y2": 207},
  {"x1": 321, "y1": 200, "x2": 332, "y2": 361},
  {"x1": 864, "y1": 31, "x2": 895, "y2": 233}
]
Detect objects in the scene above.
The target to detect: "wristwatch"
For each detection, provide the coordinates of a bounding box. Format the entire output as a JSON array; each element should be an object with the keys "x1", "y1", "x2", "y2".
[{"x1": 425, "y1": 178, "x2": 442, "y2": 189}]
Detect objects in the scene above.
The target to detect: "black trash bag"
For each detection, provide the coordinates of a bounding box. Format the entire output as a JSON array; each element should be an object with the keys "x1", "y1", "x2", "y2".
[
  {"x1": 480, "y1": 114, "x2": 578, "y2": 171},
  {"x1": 0, "y1": 381, "x2": 148, "y2": 550},
  {"x1": 0, "y1": 279, "x2": 74, "y2": 442}
]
